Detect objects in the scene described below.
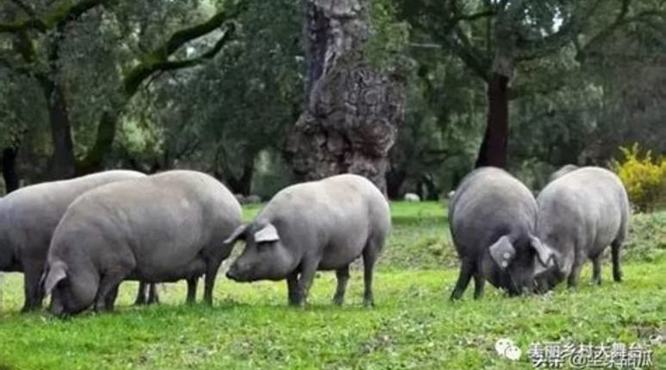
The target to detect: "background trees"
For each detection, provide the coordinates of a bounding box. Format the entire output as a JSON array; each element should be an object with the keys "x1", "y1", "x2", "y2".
[{"x1": 1, "y1": 0, "x2": 664, "y2": 198}]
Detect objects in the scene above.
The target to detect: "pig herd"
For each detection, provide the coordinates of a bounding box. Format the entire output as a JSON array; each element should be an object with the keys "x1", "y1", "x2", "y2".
[{"x1": 0, "y1": 165, "x2": 629, "y2": 317}]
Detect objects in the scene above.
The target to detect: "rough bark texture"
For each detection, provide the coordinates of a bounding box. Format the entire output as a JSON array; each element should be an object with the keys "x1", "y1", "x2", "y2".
[{"x1": 286, "y1": 0, "x2": 405, "y2": 193}]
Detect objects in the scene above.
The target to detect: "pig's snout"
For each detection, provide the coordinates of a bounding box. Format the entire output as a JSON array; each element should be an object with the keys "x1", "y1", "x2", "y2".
[{"x1": 226, "y1": 264, "x2": 241, "y2": 281}]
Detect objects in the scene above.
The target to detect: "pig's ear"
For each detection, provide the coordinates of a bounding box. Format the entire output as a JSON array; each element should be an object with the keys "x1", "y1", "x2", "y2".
[
  {"x1": 254, "y1": 223, "x2": 280, "y2": 243},
  {"x1": 224, "y1": 224, "x2": 248, "y2": 245},
  {"x1": 529, "y1": 235, "x2": 557, "y2": 267},
  {"x1": 43, "y1": 261, "x2": 67, "y2": 296},
  {"x1": 489, "y1": 236, "x2": 516, "y2": 270}
]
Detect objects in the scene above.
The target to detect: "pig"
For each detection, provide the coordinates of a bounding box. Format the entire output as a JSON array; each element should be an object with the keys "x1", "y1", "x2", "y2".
[
  {"x1": 42, "y1": 170, "x2": 242, "y2": 315},
  {"x1": 224, "y1": 174, "x2": 390, "y2": 307},
  {"x1": 548, "y1": 164, "x2": 579, "y2": 183},
  {"x1": 404, "y1": 193, "x2": 421, "y2": 202},
  {"x1": 134, "y1": 282, "x2": 159, "y2": 305},
  {"x1": 533, "y1": 166, "x2": 630, "y2": 290},
  {"x1": 0, "y1": 170, "x2": 147, "y2": 312},
  {"x1": 448, "y1": 167, "x2": 557, "y2": 300}
]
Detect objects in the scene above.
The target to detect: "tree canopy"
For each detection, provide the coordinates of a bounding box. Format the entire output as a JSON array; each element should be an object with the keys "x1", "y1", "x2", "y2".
[{"x1": 0, "y1": 0, "x2": 664, "y2": 198}]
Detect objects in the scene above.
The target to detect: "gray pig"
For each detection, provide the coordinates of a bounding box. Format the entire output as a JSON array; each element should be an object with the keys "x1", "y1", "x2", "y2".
[
  {"x1": 42, "y1": 170, "x2": 242, "y2": 315},
  {"x1": 449, "y1": 167, "x2": 556, "y2": 300},
  {"x1": 225, "y1": 174, "x2": 390, "y2": 307},
  {"x1": 0, "y1": 170, "x2": 146, "y2": 311},
  {"x1": 548, "y1": 164, "x2": 579, "y2": 183},
  {"x1": 534, "y1": 166, "x2": 630, "y2": 290}
]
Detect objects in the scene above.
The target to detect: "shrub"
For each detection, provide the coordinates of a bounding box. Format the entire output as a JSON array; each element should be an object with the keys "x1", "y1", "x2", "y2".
[{"x1": 612, "y1": 143, "x2": 666, "y2": 212}]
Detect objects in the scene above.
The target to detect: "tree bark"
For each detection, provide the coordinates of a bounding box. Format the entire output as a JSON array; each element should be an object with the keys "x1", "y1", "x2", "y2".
[
  {"x1": 475, "y1": 72, "x2": 510, "y2": 168},
  {"x1": 286, "y1": 0, "x2": 405, "y2": 194},
  {"x1": 2, "y1": 147, "x2": 19, "y2": 193},
  {"x1": 40, "y1": 78, "x2": 77, "y2": 179}
]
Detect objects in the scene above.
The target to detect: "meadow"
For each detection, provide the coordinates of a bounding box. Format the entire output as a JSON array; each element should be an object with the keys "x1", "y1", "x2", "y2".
[{"x1": 0, "y1": 202, "x2": 664, "y2": 369}]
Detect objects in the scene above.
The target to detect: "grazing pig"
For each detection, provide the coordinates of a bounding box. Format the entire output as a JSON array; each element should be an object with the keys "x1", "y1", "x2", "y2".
[
  {"x1": 42, "y1": 170, "x2": 242, "y2": 315},
  {"x1": 534, "y1": 166, "x2": 630, "y2": 290},
  {"x1": 0, "y1": 170, "x2": 146, "y2": 312},
  {"x1": 225, "y1": 174, "x2": 390, "y2": 307},
  {"x1": 548, "y1": 164, "x2": 579, "y2": 183},
  {"x1": 449, "y1": 167, "x2": 556, "y2": 300}
]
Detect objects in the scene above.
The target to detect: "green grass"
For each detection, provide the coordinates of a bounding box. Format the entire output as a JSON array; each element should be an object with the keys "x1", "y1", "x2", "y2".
[{"x1": 0, "y1": 202, "x2": 664, "y2": 369}]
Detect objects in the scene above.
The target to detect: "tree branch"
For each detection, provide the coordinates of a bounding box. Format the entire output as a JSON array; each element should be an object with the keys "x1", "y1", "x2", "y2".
[
  {"x1": 10, "y1": 0, "x2": 37, "y2": 18},
  {"x1": 577, "y1": 1, "x2": 666, "y2": 61},
  {"x1": 124, "y1": 22, "x2": 238, "y2": 95},
  {"x1": 454, "y1": 10, "x2": 496, "y2": 23},
  {"x1": 0, "y1": 0, "x2": 107, "y2": 34},
  {"x1": 515, "y1": 0, "x2": 605, "y2": 61},
  {"x1": 454, "y1": 29, "x2": 491, "y2": 80}
]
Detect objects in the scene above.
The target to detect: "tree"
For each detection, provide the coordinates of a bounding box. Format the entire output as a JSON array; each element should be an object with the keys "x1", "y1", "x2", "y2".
[
  {"x1": 285, "y1": 0, "x2": 406, "y2": 193},
  {"x1": 397, "y1": 0, "x2": 666, "y2": 168},
  {"x1": 113, "y1": 0, "x2": 303, "y2": 195},
  {"x1": 0, "y1": 0, "x2": 242, "y2": 178}
]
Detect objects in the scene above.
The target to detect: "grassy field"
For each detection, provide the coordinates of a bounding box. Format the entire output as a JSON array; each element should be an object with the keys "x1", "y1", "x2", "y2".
[{"x1": 0, "y1": 202, "x2": 664, "y2": 369}]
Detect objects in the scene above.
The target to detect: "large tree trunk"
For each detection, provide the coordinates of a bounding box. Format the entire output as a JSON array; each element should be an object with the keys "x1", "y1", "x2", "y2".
[
  {"x1": 2, "y1": 147, "x2": 19, "y2": 193},
  {"x1": 286, "y1": 0, "x2": 405, "y2": 194},
  {"x1": 41, "y1": 79, "x2": 77, "y2": 179},
  {"x1": 475, "y1": 72, "x2": 510, "y2": 168}
]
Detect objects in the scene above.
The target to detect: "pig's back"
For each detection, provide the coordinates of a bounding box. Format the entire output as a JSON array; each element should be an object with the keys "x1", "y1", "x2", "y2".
[
  {"x1": 260, "y1": 174, "x2": 388, "y2": 235},
  {"x1": 52, "y1": 171, "x2": 240, "y2": 281},
  {"x1": 450, "y1": 168, "x2": 536, "y2": 254},
  {"x1": 537, "y1": 167, "x2": 629, "y2": 252},
  {"x1": 3, "y1": 170, "x2": 145, "y2": 256}
]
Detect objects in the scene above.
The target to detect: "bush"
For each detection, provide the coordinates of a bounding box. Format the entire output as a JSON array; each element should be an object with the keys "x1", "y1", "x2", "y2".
[{"x1": 612, "y1": 143, "x2": 666, "y2": 212}]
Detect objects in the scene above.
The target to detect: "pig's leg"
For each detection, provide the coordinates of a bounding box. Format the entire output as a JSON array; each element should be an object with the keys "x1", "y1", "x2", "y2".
[
  {"x1": 286, "y1": 272, "x2": 300, "y2": 306},
  {"x1": 362, "y1": 248, "x2": 378, "y2": 307},
  {"x1": 203, "y1": 255, "x2": 227, "y2": 305},
  {"x1": 104, "y1": 286, "x2": 119, "y2": 311},
  {"x1": 95, "y1": 274, "x2": 127, "y2": 312},
  {"x1": 450, "y1": 258, "x2": 474, "y2": 300},
  {"x1": 147, "y1": 283, "x2": 159, "y2": 304},
  {"x1": 295, "y1": 259, "x2": 319, "y2": 306},
  {"x1": 611, "y1": 240, "x2": 623, "y2": 282},
  {"x1": 567, "y1": 262, "x2": 583, "y2": 289},
  {"x1": 21, "y1": 262, "x2": 44, "y2": 312},
  {"x1": 186, "y1": 278, "x2": 198, "y2": 304},
  {"x1": 332, "y1": 265, "x2": 350, "y2": 305},
  {"x1": 591, "y1": 256, "x2": 602, "y2": 285},
  {"x1": 134, "y1": 282, "x2": 147, "y2": 305},
  {"x1": 473, "y1": 272, "x2": 485, "y2": 299}
]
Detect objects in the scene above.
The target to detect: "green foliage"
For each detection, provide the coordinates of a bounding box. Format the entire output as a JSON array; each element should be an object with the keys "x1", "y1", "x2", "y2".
[
  {"x1": 366, "y1": 0, "x2": 410, "y2": 71},
  {"x1": 613, "y1": 144, "x2": 666, "y2": 212},
  {"x1": 0, "y1": 202, "x2": 664, "y2": 369},
  {"x1": 625, "y1": 211, "x2": 666, "y2": 262}
]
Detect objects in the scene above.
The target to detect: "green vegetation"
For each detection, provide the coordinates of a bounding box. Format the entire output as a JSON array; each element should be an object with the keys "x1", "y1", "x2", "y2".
[
  {"x1": 614, "y1": 144, "x2": 666, "y2": 212},
  {"x1": 1, "y1": 202, "x2": 664, "y2": 369}
]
